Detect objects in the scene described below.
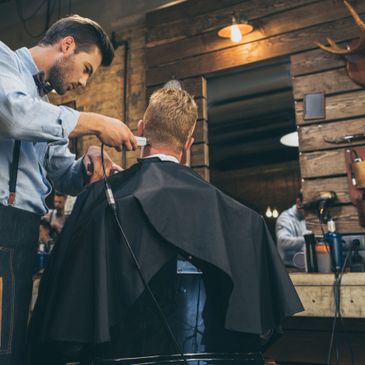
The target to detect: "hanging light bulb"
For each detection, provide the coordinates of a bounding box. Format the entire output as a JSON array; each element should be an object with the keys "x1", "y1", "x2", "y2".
[
  {"x1": 265, "y1": 206, "x2": 273, "y2": 218},
  {"x1": 272, "y1": 208, "x2": 279, "y2": 219},
  {"x1": 217, "y1": 13, "x2": 253, "y2": 43},
  {"x1": 230, "y1": 22, "x2": 242, "y2": 42}
]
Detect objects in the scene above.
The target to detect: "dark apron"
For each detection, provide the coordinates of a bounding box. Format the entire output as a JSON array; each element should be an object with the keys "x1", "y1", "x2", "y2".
[{"x1": 0, "y1": 140, "x2": 40, "y2": 365}]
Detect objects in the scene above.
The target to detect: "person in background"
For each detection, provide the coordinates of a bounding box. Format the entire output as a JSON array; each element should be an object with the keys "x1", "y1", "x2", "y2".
[
  {"x1": 275, "y1": 193, "x2": 307, "y2": 269},
  {"x1": 43, "y1": 192, "x2": 68, "y2": 237},
  {"x1": 38, "y1": 219, "x2": 53, "y2": 249}
]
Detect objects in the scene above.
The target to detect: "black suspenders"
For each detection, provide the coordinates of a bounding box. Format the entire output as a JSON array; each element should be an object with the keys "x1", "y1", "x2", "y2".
[
  {"x1": 8, "y1": 140, "x2": 21, "y2": 206},
  {"x1": 7, "y1": 73, "x2": 47, "y2": 206}
]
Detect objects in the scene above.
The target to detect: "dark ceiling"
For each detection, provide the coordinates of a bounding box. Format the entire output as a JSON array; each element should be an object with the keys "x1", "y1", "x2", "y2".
[{"x1": 207, "y1": 57, "x2": 298, "y2": 171}]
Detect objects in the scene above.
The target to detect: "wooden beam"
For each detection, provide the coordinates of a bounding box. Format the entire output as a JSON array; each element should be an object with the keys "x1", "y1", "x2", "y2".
[
  {"x1": 146, "y1": 15, "x2": 363, "y2": 86},
  {"x1": 299, "y1": 118, "x2": 365, "y2": 152},
  {"x1": 293, "y1": 67, "x2": 361, "y2": 100},
  {"x1": 295, "y1": 90, "x2": 365, "y2": 125},
  {"x1": 192, "y1": 98, "x2": 207, "y2": 121},
  {"x1": 300, "y1": 148, "x2": 347, "y2": 178},
  {"x1": 193, "y1": 119, "x2": 208, "y2": 144},
  {"x1": 191, "y1": 143, "x2": 209, "y2": 167}
]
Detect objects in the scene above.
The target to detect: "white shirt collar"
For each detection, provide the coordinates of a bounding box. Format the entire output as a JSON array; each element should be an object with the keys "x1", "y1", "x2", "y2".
[{"x1": 144, "y1": 154, "x2": 179, "y2": 164}]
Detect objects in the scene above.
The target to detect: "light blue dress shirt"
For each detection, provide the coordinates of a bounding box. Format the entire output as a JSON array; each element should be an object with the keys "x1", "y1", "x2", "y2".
[{"x1": 0, "y1": 41, "x2": 85, "y2": 214}]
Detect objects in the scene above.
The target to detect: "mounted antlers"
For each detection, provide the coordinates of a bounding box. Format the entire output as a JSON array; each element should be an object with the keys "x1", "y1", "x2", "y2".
[
  {"x1": 315, "y1": 0, "x2": 365, "y2": 54},
  {"x1": 316, "y1": 1, "x2": 365, "y2": 86}
]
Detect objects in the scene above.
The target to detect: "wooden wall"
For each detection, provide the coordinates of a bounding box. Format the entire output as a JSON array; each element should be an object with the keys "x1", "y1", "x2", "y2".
[
  {"x1": 293, "y1": 45, "x2": 365, "y2": 234},
  {"x1": 145, "y1": 0, "x2": 365, "y2": 234}
]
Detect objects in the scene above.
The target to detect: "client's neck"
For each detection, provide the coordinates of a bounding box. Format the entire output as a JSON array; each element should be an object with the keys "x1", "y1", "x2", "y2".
[{"x1": 141, "y1": 145, "x2": 182, "y2": 162}]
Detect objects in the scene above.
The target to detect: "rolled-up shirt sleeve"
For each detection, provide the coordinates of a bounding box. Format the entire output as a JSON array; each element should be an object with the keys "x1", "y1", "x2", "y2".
[{"x1": 0, "y1": 46, "x2": 79, "y2": 142}]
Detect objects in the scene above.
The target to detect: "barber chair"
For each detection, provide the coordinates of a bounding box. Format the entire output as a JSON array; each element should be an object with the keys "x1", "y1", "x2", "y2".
[{"x1": 84, "y1": 259, "x2": 264, "y2": 365}]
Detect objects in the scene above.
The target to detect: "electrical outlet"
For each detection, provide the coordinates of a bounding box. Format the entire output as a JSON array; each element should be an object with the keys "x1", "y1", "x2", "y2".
[{"x1": 342, "y1": 234, "x2": 365, "y2": 250}]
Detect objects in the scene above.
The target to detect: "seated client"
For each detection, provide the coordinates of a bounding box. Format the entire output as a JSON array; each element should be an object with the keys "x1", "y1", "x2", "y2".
[{"x1": 28, "y1": 87, "x2": 303, "y2": 364}]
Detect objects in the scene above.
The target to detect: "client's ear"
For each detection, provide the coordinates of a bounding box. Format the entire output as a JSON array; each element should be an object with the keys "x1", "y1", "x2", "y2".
[
  {"x1": 184, "y1": 136, "x2": 194, "y2": 151},
  {"x1": 181, "y1": 137, "x2": 194, "y2": 166},
  {"x1": 137, "y1": 120, "x2": 144, "y2": 136}
]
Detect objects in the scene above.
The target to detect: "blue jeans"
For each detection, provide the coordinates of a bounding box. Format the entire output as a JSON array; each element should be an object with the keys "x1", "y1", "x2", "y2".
[{"x1": 0, "y1": 205, "x2": 40, "y2": 365}]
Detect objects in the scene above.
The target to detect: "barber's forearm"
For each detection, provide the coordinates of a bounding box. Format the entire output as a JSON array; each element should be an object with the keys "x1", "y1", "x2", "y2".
[
  {"x1": 69, "y1": 112, "x2": 137, "y2": 151},
  {"x1": 69, "y1": 112, "x2": 103, "y2": 138}
]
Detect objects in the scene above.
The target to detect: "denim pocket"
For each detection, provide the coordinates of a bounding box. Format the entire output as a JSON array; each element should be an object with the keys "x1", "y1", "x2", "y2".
[{"x1": 0, "y1": 247, "x2": 15, "y2": 354}]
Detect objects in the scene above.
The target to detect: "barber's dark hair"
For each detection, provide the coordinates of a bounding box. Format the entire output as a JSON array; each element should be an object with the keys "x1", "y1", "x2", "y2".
[{"x1": 39, "y1": 15, "x2": 114, "y2": 66}]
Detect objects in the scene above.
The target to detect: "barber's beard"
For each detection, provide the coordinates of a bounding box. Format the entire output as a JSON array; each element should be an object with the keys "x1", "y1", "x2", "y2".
[{"x1": 48, "y1": 57, "x2": 72, "y2": 95}]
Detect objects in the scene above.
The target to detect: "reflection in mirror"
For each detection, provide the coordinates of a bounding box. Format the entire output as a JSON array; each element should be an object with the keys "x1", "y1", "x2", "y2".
[{"x1": 207, "y1": 57, "x2": 301, "y2": 241}]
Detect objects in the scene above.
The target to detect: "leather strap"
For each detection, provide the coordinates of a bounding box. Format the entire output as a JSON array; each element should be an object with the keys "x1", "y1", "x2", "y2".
[{"x1": 8, "y1": 140, "x2": 21, "y2": 206}]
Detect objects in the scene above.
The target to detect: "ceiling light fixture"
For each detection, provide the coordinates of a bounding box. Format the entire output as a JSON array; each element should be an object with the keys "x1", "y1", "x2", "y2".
[{"x1": 218, "y1": 13, "x2": 253, "y2": 43}]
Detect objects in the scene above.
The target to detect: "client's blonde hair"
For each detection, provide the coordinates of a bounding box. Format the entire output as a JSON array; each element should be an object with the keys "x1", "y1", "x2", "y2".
[{"x1": 143, "y1": 87, "x2": 198, "y2": 152}]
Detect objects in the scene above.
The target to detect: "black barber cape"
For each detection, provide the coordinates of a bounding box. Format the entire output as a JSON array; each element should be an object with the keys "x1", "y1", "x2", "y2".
[{"x1": 29, "y1": 158, "x2": 303, "y2": 353}]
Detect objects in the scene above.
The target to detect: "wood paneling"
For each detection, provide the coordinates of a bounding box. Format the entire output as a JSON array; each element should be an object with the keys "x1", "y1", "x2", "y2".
[
  {"x1": 300, "y1": 149, "x2": 347, "y2": 178},
  {"x1": 146, "y1": 0, "x2": 244, "y2": 33},
  {"x1": 147, "y1": 15, "x2": 362, "y2": 86},
  {"x1": 302, "y1": 176, "x2": 350, "y2": 204},
  {"x1": 191, "y1": 143, "x2": 209, "y2": 167},
  {"x1": 299, "y1": 118, "x2": 365, "y2": 152},
  {"x1": 291, "y1": 46, "x2": 346, "y2": 76},
  {"x1": 212, "y1": 161, "x2": 301, "y2": 216},
  {"x1": 193, "y1": 119, "x2": 208, "y2": 144},
  {"x1": 295, "y1": 90, "x2": 365, "y2": 125},
  {"x1": 306, "y1": 204, "x2": 364, "y2": 234},
  {"x1": 147, "y1": 1, "x2": 365, "y2": 68},
  {"x1": 293, "y1": 67, "x2": 361, "y2": 100},
  {"x1": 195, "y1": 98, "x2": 207, "y2": 121},
  {"x1": 146, "y1": 0, "x2": 316, "y2": 47},
  {"x1": 182, "y1": 77, "x2": 207, "y2": 98}
]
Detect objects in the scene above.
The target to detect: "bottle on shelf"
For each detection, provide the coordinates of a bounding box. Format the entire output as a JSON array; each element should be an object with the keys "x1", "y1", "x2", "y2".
[{"x1": 324, "y1": 219, "x2": 343, "y2": 273}]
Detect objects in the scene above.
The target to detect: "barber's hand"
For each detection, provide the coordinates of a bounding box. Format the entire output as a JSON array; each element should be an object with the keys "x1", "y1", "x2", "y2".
[
  {"x1": 97, "y1": 116, "x2": 137, "y2": 152},
  {"x1": 71, "y1": 112, "x2": 137, "y2": 152},
  {"x1": 83, "y1": 146, "x2": 123, "y2": 184}
]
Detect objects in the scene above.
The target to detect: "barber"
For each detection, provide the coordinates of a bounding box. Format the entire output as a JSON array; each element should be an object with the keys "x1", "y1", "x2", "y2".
[{"x1": 0, "y1": 15, "x2": 136, "y2": 365}]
